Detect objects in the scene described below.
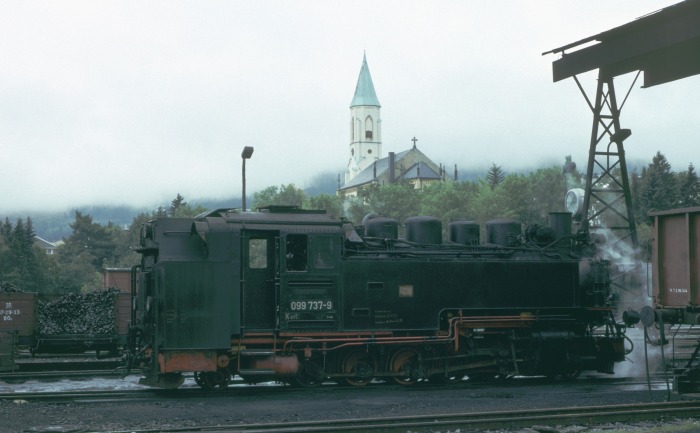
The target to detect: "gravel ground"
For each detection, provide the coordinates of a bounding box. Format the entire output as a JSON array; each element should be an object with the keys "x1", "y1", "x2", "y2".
[{"x1": 0, "y1": 374, "x2": 695, "y2": 433}]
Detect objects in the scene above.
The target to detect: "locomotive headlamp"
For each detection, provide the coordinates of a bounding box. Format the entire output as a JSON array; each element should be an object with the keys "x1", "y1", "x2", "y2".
[{"x1": 565, "y1": 188, "x2": 585, "y2": 218}]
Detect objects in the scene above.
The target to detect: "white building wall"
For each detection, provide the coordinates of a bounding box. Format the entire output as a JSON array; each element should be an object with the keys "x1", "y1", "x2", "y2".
[{"x1": 346, "y1": 104, "x2": 382, "y2": 184}]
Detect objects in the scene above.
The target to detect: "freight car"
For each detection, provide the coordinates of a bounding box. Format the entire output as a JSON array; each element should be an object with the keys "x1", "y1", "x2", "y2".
[
  {"x1": 637, "y1": 206, "x2": 700, "y2": 393},
  {"x1": 0, "y1": 290, "x2": 35, "y2": 371},
  {"x1": 125, "y1": 206, "x2": 628, "y2": 389},
  {"x1": 0, "y1": 288, "x2": 130, "y2": 370}
]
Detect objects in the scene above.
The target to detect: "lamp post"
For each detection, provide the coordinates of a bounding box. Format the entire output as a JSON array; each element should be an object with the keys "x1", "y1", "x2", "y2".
[{"x1": 241, "y1": 146, "x2": 254, "y2": 211}]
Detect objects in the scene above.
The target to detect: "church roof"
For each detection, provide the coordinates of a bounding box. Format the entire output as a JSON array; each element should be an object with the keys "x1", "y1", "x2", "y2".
[
  {"x1": 350, "y1": 53, "x2": 381, "y2": 108},
  {"x1": 398, "y1": 162, "x2": 442, "y2": 181},
  {"x1": 340, "y1": 147, "x2": 447, "y2": 191},
  {"x1": 342, "y1": 149, "x2": 411, "y2": 190}
]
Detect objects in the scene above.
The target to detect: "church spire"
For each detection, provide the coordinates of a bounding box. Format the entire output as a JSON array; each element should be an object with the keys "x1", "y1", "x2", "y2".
[
  {"x1": 345, "y1": 52, "x2": 382, "y2": 186},
  {"x1": 350, "y1": 52, "x2": 381, "y2": 108}
]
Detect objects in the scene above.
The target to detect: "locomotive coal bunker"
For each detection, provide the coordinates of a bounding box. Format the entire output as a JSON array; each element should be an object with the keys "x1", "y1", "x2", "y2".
[{"x1": 126, "y1": 206, "x2": 627, "y2": 389}]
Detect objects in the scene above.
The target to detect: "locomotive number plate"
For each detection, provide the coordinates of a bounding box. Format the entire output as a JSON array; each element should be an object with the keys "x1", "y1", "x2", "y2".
[{"x1": 290, "y1": 300, "x2": 333, "y2": 311}]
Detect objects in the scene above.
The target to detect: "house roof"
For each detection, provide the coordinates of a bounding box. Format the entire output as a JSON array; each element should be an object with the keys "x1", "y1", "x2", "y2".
[
  {"x1": 350, "y1": 52, "x2": 381, "y2": 108},
  {"x1": 34, "y1": 236, "x2": 56, "y2": 249}
]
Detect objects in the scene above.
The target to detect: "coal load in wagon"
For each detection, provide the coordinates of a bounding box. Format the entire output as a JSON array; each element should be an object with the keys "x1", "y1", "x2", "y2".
[
  {"x1": 38, "y1": 288, "x2": 119, "y2": 335},
  {"x1": 0, "y1": 281, "x2": 23, "y2": 293}
]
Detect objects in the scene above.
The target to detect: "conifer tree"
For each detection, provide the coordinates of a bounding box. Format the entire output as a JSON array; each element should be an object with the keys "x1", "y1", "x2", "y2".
[
  {"x1": 639, "y1": 151, "x2": 678, "y2": 219},
  {"x1": 169, "y1": 194, "x2": 187, "y2": 216},
  {"x1": 678, "y1": 163, "x2": 700, "y2": 207},
  {"x1": 486, "y1": 163, "x2": 505, "y2": 190}
]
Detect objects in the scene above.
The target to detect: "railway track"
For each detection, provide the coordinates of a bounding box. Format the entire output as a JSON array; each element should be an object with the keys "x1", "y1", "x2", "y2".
[
  {"x1": 0, "y1": 389, "x2": 164, "y2": 403},
  {"x1": 86, "y1": 400, "x2": 700, "y2": 433},
  {"x1": 0, "y1": 379, "x2": 674, "y2": 409},
  {"x1": 0, "y1": 374, "x2": 671, "y2": 396},
  {"x1": 0, "y1": 368, "x2": 124, "y2": 381},
  {"x1": 1, "y1": 376, "x2": 690, "y2": 433}
]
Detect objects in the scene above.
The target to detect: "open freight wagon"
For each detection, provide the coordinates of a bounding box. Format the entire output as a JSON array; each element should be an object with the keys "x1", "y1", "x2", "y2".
[
  {"x1": 0, "y1": 292, "x2": 36, "y2": 371},
  {"x1": 0, "y1": 290, "x2": 130, "y2": 371},
  {"x1": 647, "y1": 206, "x2": 700, "y2": 393}
]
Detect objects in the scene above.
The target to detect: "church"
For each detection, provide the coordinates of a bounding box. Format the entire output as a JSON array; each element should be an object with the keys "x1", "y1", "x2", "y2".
[{"x1": 338, "y1": 53, "x2": 456, "y2": 198}]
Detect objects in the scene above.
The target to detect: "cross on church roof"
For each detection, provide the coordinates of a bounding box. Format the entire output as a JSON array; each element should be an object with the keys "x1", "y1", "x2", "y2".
[{"x1": 411, "y1": 137, "x2": 418, "y2": 148}]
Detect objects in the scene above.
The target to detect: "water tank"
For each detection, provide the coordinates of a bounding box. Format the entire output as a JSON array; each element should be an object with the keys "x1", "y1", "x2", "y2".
[
  {"x1": 448, "y1": 220, "x2": 480, "y2": 245},
  {"x1": 405, "y1": 216, "x2": 442, "y2": 244},
  {"x1": 548, "y1": 212, "x2": 572, "y2": 240},
  {"x1": 363, "y1": 215, "x2": 398, "y2": 239},
  {"x1": 485, "y1": 219, "x2": 521, "y2": 246}
]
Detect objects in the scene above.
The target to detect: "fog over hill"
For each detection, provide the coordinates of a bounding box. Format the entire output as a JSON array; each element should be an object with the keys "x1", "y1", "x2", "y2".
[{"x1": 2, "y1": 157, "x2": 668, "y2": 242}]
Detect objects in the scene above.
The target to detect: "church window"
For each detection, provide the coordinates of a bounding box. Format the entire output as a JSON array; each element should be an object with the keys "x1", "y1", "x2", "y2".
[
  {"x1": 367, "y1": 149, "x2": 372, "y2": 154},
  {"x1": 365, "y1": 116, "x2": 374, "y2": 140}
]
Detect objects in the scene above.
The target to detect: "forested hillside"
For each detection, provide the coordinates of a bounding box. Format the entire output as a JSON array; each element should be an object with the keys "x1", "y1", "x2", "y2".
[{"x1": 1, "y1": 155, "x2": 697, "y2": 294}]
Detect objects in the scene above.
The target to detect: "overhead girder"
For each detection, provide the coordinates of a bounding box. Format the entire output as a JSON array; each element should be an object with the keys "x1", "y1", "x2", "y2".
[{"x1": 547, "y1": 0, "x2": 700, "y2": 87}]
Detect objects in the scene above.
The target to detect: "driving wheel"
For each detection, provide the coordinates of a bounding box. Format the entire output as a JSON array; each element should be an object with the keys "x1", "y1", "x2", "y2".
[{"x1": 339, "y1": 349, "x2": 376, "y2": 386}]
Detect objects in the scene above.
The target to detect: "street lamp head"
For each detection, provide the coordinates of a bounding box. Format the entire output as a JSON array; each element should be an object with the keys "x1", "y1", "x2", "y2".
[{"x1": 242, "y1": 146, "x2": 254, "y2": 159}]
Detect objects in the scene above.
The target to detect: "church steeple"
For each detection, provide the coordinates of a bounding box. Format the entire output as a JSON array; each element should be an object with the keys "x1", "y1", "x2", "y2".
[
  {"x1": 346, "y1": 52, "x2": 382, "y2": 185},
  {"x1": 351, "y1": 52, "x2": 381, "y2": 108}
]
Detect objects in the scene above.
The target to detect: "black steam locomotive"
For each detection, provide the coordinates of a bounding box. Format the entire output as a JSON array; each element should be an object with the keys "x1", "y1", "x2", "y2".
[{"x1": 126, "y1": 206, "x2": 627, "y2": 389}]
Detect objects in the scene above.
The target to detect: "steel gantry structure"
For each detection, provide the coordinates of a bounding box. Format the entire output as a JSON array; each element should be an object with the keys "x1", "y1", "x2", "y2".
[{"x1": 544, "y1": 0, "x2": 700, "y2": 248}]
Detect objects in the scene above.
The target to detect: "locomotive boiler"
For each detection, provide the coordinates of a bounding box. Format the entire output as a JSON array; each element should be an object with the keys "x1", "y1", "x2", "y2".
[{"x1": 125, "y1": 207, "x2": 627, "y2": 389}]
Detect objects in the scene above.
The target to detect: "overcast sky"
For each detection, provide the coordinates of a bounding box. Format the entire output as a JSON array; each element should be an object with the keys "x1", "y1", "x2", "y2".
[{"x1": 2, "y1": 1, "x2": 698, "y2": 213}]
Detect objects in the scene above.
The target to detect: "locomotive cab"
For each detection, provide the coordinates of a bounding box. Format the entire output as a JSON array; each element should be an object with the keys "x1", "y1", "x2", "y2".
[
  {"x1": 130, "y1": 216, "x2": 242, "y2": 388},
  {"x1": 129, "y1": 207, "x2": 346, "y2": 388}
]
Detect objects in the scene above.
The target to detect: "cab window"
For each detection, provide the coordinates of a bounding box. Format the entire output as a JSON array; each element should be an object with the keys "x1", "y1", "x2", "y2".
[
  {"x1": 312, "y1": 236, "x2": 337, "y2": 269},
  {"x1": 285, "y1": 234, "x2": 307, "y2": 272},
  {"x1": 248, "y1": 238, "x2": 268, "y2": 269}
]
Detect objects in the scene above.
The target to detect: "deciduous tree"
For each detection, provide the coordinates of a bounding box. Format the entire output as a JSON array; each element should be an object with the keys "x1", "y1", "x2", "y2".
[
  {"x1": 252, "y1": 184, "x2": 306, "y2": 209},
  {"x1": 304, "y1": 193, "x2": 344, "y2": 217}
]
